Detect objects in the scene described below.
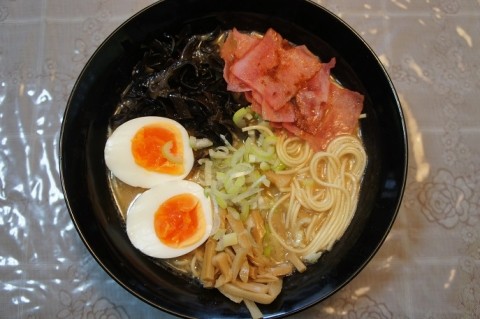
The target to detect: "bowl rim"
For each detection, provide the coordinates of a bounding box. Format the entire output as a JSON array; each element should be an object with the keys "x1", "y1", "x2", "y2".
[{"x1": 59, "y1": 0, "x2": 408, "y2": 317}]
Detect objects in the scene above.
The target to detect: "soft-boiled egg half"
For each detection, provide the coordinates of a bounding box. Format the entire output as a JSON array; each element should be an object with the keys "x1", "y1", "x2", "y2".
[
  {"x1": 104, "y1": 116, "x2": 194, "y2": 189},
  {"x1": 126, "y1": 180, "x2": 213, "y2": 259}
]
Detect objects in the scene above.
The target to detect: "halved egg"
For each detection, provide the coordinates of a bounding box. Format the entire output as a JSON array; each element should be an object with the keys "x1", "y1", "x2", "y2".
[
  {"x1": 104, "y1": 116, "x2": 194, "y2": 189},
  {"x1": 126, "y1": 180, "x2": 213, "y2": 259}
]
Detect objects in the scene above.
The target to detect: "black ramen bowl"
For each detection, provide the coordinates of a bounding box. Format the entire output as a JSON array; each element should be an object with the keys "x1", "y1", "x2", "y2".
[{"x1": 59, "y1": 0, "x2": 407, "y2": 318}]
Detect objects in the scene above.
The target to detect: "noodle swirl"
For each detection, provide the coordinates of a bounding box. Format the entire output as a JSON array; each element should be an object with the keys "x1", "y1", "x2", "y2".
[
  {"x1": 268, "y1": 134, "x2": 367, "y2": 260},
  {"x1": 276, "y1": 133, "x2": 313, "y2": 171}
]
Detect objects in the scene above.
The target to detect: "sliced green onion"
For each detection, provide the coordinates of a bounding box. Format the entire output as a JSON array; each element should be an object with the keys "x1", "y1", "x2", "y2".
[
  {"x1": 189, "y1": 136, "x2": 213, "y2": 150},
  {"x1": 246, "y1": 170, "x2": 261, "y2": 184},
  {"x1": 214, "y1": 194, "x2": 228, "y2": 209},
  {"x1": 232, "y1": 186, "x2": 263, "y2": 204},
  {"x1": 233, "y1": 107, "x2": 250, "y2": 128},
  {"x1": 213, "y1": 228, "x2": 226, "y2": 240},
  {"x1": 229, "y1": 163, "x2": 253, "y2": 179},
  {"x1": 260, "y1": 162, "x2": 270, "y2": 171},
  {"x1": 224, "y1": 175, "x2": 245, "y2": 195},
  {"x1": 211, "y1": 181, "x2": 231, "y2": 209},
  {"x1": 200, "y1": 117, "x2": 286, "y2": 221},
  {"x1": 209, "y1": 147, "x2": 230, "y2": 159},
  {"x1": 223, "y1": 233, "x2": 238, "y2": 247},
  {"x1": 250, "y1": 175, "x2": 268, "y2": 190},
  {"x1": 220, "y1": 134, "x2": 236, "y2": 151},
  {"x1": 216, "y1": 172, "x2": 226, "y2": 182},
  {"x1": 240, "y1": 203, "x2": 250, "y2": 221},
  {"x1": 230, "y1": 145, "x2": 246, "y2": 166},
  {"x1": 242, "y1": 124, "x2": 274, "y2": 136},
  {"x1": 251, "y1": 143, "x2": 275, "y2": 159},
  {"x1": 161, "y1": 141, "x2": 182, "y2": 163},
  {"x1": 216, "y1": 232, "x2": 238, "y2": 251},
  {"x1": 264, "y1": 135, "x2": 277, "y2": 146}
]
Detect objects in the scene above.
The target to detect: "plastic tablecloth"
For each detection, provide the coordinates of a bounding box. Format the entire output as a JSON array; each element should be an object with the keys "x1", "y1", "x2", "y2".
[{"x1": 1, "y1": 0, "x2": 479, "y2": 318}]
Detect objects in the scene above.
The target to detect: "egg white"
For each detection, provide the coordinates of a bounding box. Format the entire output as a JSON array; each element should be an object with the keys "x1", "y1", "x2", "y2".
[
  {"x1": 104, "y1": 116, "x2": 194, "y2": 189},
  {"x1": 126, "y1": 180, "x2": 213, "y2": 259}
]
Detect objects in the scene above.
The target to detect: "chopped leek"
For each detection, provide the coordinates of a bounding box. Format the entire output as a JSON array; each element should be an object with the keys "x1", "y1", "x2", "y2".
[
  {"x1": 232, "y1": 107, "x2": 251, "y2": 128},
  {"x1": 213, "y1": 228, "x2": 226, "y2": 240},
  {"x1": 216, "y1": 232, "x2": 238, "y2": 251},
  {"x1": 201, "y1": 113, "x2": 290, "y2": 248},
  {"x1": 220, "y1": 134, "x2": 236, "y2": 151},
  {"x1": 161, "y1": 141, "x2": 182, "y2": 163},
  {"x1": 189, "y1": 136, "x2": 213, "y2": 150}
]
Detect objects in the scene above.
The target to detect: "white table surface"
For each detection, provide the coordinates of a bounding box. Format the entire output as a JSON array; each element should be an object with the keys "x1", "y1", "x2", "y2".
[{"x1": 1, "y1": 0, "x2": 479, "y2": 318}]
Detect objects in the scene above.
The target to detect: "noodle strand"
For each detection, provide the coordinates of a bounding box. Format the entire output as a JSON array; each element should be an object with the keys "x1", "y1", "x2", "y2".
[{"x1": 268, "y1": 134, "x2": 367, "y2": 259}]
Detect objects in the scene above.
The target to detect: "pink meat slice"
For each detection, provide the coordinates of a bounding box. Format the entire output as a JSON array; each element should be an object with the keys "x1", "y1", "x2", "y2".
[
  {"x1": 220, "y1": 28, "x2": 261, "y2": 92},
  {"x1": 295, "y1": 58, "x2": 336, "y2": 135},
  {"x1": 261, "y1": 101, "x2": 296, "y2": 123},
  {"x1": 283, "y1": 82, "x2": 364, "y2": 151},
  {"x1": 230, "y1": 28, "x2": 322, "y2": 111},
  {"x1": 246, "y1": 89, "x2": 296, "y2": 123},
  {"x1": 219, "y1": 28, "x2": 364, "y2": 151}
]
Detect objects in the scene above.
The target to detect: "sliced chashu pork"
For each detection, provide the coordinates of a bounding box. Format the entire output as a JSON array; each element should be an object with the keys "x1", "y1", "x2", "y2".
[{"x1": 220, "y1": 28, "x2": 364, "y2": 151}]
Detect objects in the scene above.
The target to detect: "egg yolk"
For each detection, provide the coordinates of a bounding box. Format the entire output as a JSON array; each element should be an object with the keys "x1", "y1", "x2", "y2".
[
  {"x1": 154, "y1": 193, "x2": 206, "y2": 248},
  {"x1": 131, "y1": 124, "x2": 184, "y2": 175}
]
